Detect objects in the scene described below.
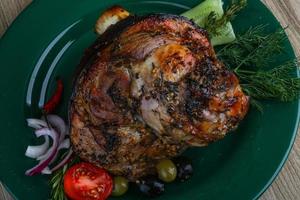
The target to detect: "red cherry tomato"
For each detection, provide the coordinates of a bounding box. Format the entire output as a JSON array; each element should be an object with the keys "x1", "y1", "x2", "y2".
[{"x1": 63, "y1": 162, "x2": 113, "y2": 200}]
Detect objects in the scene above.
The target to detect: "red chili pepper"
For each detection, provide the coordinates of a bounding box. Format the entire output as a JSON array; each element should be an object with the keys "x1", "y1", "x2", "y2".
[{"x1": 43, "y1": 79, "x2": 64, "y2": 113}]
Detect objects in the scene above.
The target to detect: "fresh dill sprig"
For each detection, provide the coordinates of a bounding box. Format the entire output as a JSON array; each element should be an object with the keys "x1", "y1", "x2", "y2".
[
  {"x1": 217, "y1": 25, "x2": 287, "y2": 70},
  {"x1": 237, "y1": 60, "x2": 300, "y2": 102},
  {"x1": 217, "y1": 25, "x2": 300, "y2": 107},
  {"x1": 205, "y1": 0, "x2": 247, "y2": 35},
  {"x1": 49, "y1": 155, "x2": 80, "y2": 200}
]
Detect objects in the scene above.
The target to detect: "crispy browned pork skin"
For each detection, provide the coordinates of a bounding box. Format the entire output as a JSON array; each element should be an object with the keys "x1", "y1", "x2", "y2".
[{"x1": 69, "y1": 6, "x2": 249, "y2": 180}]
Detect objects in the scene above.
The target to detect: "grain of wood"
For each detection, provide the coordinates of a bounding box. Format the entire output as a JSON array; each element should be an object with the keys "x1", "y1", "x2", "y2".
[
  {"x1": 0, "y1": 0, "x2": 31, "y2": 37},
  {"x1": 0, "y1": 0, "x2": 299, "y2": 200}
]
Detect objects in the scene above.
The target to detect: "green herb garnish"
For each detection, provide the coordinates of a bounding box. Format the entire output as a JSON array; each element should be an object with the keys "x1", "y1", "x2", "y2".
[
  {"x1": 49, "y1": 155, "x2": 80, "y2": 200},
  {"x1": 217, "y1": 25, "x2": 300, "y2": 105},
  {"x1": 217, "y1": 25, "x2": 286, "y2": 69},
  {"x1": 182, "y1": 0, "x2": 247, "y2": 46},
  {"x1": 205, "y1": 0, "x2": 247, "y2": 35},
  {"x1": 49, "y1": 165, "x2": 68, "y2": 200},
  {"x1": 237, "y1": 61, "x2": 300, "y2": 102}
]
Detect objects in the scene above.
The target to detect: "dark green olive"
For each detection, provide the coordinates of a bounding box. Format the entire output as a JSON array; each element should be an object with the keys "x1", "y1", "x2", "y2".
[
  {"x1": 112, "y1": 176, "x2": 129, "y2": 196},
  {"x1": 137, "y1": 176, "x2": 165, "y2": 197},
  {"x1": 156, "y1": 159, "x2": 177, "y2": 182}
]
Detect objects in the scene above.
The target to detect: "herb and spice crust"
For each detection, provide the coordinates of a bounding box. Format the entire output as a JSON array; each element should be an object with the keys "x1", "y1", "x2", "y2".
[{"x1": 69, "y1": 11, "x2": 249, "y2": 181}]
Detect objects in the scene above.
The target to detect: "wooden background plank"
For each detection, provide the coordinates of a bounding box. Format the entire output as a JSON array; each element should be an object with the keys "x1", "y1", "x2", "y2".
[{"x1": 0, "y1": 0, "x2": 299, "y2": 199}]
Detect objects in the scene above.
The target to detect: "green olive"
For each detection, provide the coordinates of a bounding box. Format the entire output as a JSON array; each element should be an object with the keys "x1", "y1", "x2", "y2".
[
  {"x1": 156, "y1": 159, "x2": 177, "y2": 183},
  {"x1": 112, "y1": 176, "x2": 129, "y2": 196}
]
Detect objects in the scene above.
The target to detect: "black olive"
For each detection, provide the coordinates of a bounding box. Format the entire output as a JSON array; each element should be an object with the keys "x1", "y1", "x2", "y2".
[
  {"x1": 136, "y1": 176, "x2": 165, "y2": 197},
  {"x1": 173, "y1": 156, "x2": 193, "y2": 182}
]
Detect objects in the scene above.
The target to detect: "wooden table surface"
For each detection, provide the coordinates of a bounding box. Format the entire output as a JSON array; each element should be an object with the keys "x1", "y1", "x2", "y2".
[{"x1": 0, "y1": 0, "x2": 300, "y2": 199}]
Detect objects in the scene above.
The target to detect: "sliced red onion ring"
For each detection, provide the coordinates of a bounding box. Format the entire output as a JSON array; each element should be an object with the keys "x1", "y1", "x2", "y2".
[
  {"x1": 37, "y1": 146, "x2": 54, "y2": 161},
  {"x1": 41, "y1": 167, "x2": 52, "y2": 174},
  {"x1": 41, "y1": 149, "x2": 73, "y2": 174},
  {"x1": 25, "y1": 136, "x2": 50, "y2": 159},
  {"x1": 50, "y1": 149, "x2": 73, "y2": 172},
  {"x1": 59, "y1": 138, "x2": 70, "y2": 149},
  {"x1": 37, "y1": 138, "x2": 70, "y2": 161},
  {"x1": 49, "y1": 138, "x2": 70, "y2": 165},
  {"x1": 47, "y1": 138, "x2": 70, "y2": 165},
  {"x1": 27, "y1": 118, "x2": 47, "y2": 129},
  {"x1": 45, "y1": 115, "x2": 67, "y2": 142},
  {"x1": 25, "y1": 116, "x2": 72, "y2": 175},
  {"x1": 25, "y1": 128, "x2": 59, "y2": 176}
]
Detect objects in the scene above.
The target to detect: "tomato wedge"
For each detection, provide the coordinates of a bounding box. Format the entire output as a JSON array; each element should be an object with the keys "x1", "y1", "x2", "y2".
[{"x1": 63, "y1": 162, "x2": 113, "y2": 200}]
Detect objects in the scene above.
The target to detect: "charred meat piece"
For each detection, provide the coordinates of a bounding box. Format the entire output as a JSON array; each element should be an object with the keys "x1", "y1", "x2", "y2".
[{"x1": 70, "y1": 6, "x2": 249, "y2": 180}]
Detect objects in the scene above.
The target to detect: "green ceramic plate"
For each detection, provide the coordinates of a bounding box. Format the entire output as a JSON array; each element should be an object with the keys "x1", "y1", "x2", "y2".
[{"x1": 0, "y1": 0, "x2": 299, "y2": 199}]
